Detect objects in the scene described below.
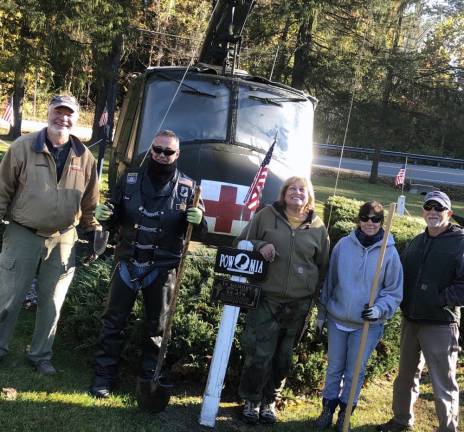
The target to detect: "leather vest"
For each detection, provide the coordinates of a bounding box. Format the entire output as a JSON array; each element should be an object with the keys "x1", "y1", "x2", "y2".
[{"x1": 114, "y1": 167, "x2": 194, "y2": 268}]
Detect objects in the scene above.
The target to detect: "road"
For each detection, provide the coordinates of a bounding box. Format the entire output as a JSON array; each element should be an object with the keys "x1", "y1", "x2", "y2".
[
  {"x1": 2, "y1": 118, "x2": 463, "y2": 186},
  {"x1": 313, "y1": 154, "x2": 464, "y2": 186},
  {"x1": 0, "y1": 118, "x2": 92, "y2": 141}
]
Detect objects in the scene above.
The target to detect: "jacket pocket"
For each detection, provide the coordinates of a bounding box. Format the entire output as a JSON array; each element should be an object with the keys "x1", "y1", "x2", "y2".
[
  {"x1": 0, "y1": 255, "x2": 16, "y2": 294},
  {"x1": 0, "y1": 255, "x2": 15, "y2": 271}
]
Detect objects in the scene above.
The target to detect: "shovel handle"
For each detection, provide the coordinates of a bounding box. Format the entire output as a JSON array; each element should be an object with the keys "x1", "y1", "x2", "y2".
[{"x1": 152, "y1": 185, "x2": 201, "y2": 383}]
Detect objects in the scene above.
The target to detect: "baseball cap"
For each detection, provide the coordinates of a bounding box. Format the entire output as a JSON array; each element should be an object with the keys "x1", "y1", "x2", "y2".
[
  {"x1": 424, "y1": 190, "x2": 451, "y2": 210},
  {"x1": 49, "y1": 95, "x2": 79, "y2": 113}
]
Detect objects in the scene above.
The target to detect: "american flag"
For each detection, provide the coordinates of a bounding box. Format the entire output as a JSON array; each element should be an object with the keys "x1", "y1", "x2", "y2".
[
  {"x1": 394, "y1": 164, "x2": 406, "y2": 186},
  {"x1": 1, "y1": 96, "x2": 14, "y2": 126},
  {"x1": 98, "y1": 105, "x2": 108, "y2": 127},
  {"x1": 243, "y1": 136, "x2": 277, "y2": 211}
]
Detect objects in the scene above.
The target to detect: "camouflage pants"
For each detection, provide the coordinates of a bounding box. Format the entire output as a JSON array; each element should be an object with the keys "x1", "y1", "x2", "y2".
[{"x1": 238, "y1": 297, "x2": 311, "y2": 402}]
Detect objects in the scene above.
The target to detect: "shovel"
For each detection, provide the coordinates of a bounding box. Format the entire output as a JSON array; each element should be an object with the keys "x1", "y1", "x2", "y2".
[{"x1": 136, "y1": 185, "x2": 201, "y2": 413}]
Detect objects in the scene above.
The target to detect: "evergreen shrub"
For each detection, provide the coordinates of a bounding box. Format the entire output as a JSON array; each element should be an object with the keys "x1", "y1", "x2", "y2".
[{"x1": 59, "y1": 198, "x2": 461, "y2": 394}]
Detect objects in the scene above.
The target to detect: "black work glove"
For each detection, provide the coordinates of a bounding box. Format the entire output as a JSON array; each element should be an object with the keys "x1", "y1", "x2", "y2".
[{"x1": 361, "y1": 304, "x2": 381, "y2": 321}]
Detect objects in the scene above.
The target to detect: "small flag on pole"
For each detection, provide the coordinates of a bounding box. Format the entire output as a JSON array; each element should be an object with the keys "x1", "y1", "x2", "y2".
[
  {"x1": 1, "y1": 96, "x2": 14, "y2": 126},
  {"x1": 98, "y1": 105, "x2": 108, "y2": 127},
  {"x1": 243, "y1": 134, "x2": 277, "y2": 211},
  {"x1": 394, "y1": 164, "x2": 406, "y2": 187}
]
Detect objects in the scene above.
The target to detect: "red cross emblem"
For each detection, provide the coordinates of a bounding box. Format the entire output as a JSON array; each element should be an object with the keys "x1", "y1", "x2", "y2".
[{"x1": 203, "y1": 185, "x2": 253, "y2": 234}]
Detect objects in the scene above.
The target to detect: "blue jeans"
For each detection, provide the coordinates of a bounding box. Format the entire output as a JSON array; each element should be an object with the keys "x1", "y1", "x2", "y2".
[{"x1": 322, "y1": 318, "x2": 384, "y2": 405}]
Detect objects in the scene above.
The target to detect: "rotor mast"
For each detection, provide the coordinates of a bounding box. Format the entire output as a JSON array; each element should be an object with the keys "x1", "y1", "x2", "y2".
[{"x1": 198, "y1": 0, "x2": 255, "y2": 74}]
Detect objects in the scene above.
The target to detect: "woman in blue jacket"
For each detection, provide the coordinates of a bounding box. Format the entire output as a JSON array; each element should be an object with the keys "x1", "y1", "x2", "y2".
[{"x1": 314, "y1": 201, "x2": 403, "y2": 431}]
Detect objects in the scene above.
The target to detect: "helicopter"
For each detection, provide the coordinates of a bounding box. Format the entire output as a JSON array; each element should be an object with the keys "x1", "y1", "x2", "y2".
[{"x1": 108, "y1": 0, "x2": 317, "y2": 245}]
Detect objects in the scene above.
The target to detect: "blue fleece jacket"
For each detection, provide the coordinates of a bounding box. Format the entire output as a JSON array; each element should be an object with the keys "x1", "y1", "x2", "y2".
[{"x1": 319, "y1": 230, "x2": 403, "y2": 329}]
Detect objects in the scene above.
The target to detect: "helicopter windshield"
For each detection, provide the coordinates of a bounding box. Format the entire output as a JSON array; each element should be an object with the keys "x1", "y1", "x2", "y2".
[
  {"x1": 137, "y1": 75, "x2": 230, "y2": 156},
  {"x1": 236, "y1": 85, "x2": 314, "y2": 171}
]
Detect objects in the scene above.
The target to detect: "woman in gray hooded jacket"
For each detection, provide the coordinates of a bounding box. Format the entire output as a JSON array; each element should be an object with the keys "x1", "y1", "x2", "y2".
[{"x1": 314, "y1": 201, "x2": 403, "y2": 431}]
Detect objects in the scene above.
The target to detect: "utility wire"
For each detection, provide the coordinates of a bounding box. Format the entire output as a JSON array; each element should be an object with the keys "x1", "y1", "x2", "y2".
[{"x1": 326, "y1": 9, "x2": 373, "y2": 232}]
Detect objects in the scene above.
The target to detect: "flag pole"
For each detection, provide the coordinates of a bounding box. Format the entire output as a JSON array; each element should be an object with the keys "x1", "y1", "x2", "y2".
[
  {"x1": 242, "y1": 131, "x2": 278, "y2": 241},
  {"x1": 401, "y1": 156, "x2": 408, "y2": 195}
]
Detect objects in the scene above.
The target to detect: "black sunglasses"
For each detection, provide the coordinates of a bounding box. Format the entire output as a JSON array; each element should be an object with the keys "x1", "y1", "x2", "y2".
[
  {"x1": 359, "y1": 215, "x2": 383, "y2": 223},
  {"x1": 152, "y1": 146, "x2": 177, "y2": 156},
  {"x1": 423, "y1": 203, "x2": 447, "y2": 212}
]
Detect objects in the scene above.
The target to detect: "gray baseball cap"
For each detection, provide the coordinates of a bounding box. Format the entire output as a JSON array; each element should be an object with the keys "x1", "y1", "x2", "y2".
[
  {"x1": 424, "y1": 190, "x2": 451, "y2": 210},
  {"x1": 49, "y1": 95, "x2": 79, "y2": 113}
]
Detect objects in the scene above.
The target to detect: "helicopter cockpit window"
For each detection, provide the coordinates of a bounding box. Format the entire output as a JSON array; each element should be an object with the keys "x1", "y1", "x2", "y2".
[
  {"x1": 236, "y1": 85, "x2": 314, "y2": 170},
  {"x1": 137, "y1": 75, "x2": 230, "y2": 156}
]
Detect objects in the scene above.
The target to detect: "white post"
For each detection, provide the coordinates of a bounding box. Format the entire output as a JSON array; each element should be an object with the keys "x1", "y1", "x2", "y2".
[
  {"x1": 396, "y1": 195, "x2": 406, "y2": 216},
  {"x1": 199, "y1": 240, "x2": 253, "y2": 427}
]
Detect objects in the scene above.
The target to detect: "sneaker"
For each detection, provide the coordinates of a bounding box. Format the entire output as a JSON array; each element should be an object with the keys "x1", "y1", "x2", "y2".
[
  {"x1": 259, "y1": 401, "x2": 277, "y2": 424},
  {"x1": 242, "y1": 400, "x2": 260, "y2": 425},
  {"x1": 33, "y1": 360, "x2": 57, "y2": 375},
  {"x1": 89, "y1": 384, "x2": 111, "y2": 399},
  {"x1": 376, "y1": 419, "x2": 413, "y2": 432},
  {"x1": 89, "y1": 375, "x2": 114, "y2": 399}
]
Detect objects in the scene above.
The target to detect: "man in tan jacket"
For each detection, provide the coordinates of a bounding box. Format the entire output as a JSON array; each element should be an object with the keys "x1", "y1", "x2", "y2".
[{"x1": 0, "y1": 95, "x2": 99, "y2": 374}]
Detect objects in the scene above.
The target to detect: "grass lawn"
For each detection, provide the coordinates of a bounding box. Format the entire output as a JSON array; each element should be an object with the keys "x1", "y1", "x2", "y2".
[{"x1": 1, "y1": 309, "x2": 463, "y2": 431}]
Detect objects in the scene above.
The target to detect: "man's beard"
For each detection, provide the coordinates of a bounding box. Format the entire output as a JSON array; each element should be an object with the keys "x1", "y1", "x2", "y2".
[{"x1": 47, "y1": 125, "x2": 70, "y2": 143}]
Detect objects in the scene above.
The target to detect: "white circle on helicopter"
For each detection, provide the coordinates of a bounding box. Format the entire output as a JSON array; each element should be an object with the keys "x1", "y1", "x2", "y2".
[{"x1": 234, "y1": 253, "x2": 250, "y2": 270}]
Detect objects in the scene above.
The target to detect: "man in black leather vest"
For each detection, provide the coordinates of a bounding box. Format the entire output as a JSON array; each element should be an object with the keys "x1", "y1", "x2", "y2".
[{"x1": 89, "y1": 129, "x2": 206, "y2": 398}]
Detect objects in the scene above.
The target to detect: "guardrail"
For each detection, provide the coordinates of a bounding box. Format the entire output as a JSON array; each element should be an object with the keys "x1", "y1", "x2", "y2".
[{"x1": 315, "y1": 143, "x2": 464, "y2": 169}]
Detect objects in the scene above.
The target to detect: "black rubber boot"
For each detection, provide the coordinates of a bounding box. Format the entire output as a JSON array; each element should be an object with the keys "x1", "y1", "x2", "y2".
[
  {"x1": 314, "y1": 398, "x2": 339, "y2": 430},
  {"x1": 336, "y1": 402, "x2": 356, "y2": 432}
]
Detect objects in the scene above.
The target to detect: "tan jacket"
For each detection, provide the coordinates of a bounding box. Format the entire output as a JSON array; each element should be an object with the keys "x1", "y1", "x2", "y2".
[
  {"x1": 237, "y1": 203, "x2": 330, "y2": 302},
  {"x1": 0, "y1": 129, "x2": 99, "y2": 235}
]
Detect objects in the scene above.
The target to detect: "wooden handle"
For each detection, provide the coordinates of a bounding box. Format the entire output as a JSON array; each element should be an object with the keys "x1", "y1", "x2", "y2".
[{"x1": 153, "y1": 185, "x2": 201, "y2": 383}]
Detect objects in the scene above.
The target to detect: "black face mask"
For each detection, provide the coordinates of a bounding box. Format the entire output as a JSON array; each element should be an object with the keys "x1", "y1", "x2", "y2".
[{"x1": 147, "y1": 158, "x2": 177, "y2": 186}]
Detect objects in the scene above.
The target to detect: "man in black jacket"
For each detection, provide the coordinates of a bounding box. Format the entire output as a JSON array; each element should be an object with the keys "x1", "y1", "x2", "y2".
[
  {"x1": 377, "y1": 191, "x2": 463, "y2": 432},
  {"x1": 89, "y1": 129, "x2": 206, "y2": 398}
]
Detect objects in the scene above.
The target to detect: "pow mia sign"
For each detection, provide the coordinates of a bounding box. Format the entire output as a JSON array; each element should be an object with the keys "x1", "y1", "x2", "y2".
[{"x1": 214, "y1": 247, "x2": 268, "y2": 281}]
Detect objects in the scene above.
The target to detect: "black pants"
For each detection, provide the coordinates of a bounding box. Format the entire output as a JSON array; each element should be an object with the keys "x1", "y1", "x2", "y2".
[{"x1": 93, "y1": 266, "x2": 176, "y2": 379}]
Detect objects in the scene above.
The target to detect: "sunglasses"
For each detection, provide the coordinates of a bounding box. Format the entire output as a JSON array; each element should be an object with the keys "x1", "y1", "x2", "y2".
[
  {"x1": 423, "y1": 203, "x2": 448, "y2": 212},
  {"x1": 152, "y1": 146, "x2": 177, "y2": 156},
  {"x1": 359, "y1": 215, "x2": 383, "y2": 223}
]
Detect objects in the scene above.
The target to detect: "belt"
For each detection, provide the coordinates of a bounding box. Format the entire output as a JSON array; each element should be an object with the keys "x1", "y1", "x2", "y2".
[
  {"x1": 129, "y1": 258, "x2": 155, "y2": 267},
  {"x1": 12, "y1": 221, "x2": 73, "y2": 238}
]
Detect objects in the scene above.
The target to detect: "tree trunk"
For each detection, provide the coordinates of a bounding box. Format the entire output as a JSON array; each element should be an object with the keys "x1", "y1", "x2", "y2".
[
  {"x1": 369, "y1": 2, "x2": 405, "y2": 183},
  {"x1": 291, "y1": 11, "x2": 316, "y2": 90},
  {"x1": 7, "y1": 68, "x2": 26, "y2": 140},
  {"x1": 271, "y1": 16, "x2": 291, "y2": 82},
  {"x1": 90, "y1": 35, "x2": 122, "y2": 144}
]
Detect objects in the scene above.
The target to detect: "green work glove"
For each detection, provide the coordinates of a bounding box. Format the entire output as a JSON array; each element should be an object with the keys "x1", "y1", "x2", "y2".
[
  {"x1": 186, "y1": 207, "x2": 203, "y2": 225},
  {"x1": 95, "y1": 203, "x2": 113, "y2": 221}
]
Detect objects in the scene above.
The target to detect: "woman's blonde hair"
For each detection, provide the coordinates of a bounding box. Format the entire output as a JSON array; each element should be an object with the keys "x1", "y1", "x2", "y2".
[{"x1": 278, "y1": 176, "x2": 315, "y2": 212}]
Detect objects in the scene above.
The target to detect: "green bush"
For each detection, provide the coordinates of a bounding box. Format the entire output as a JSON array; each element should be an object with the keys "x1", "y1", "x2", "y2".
[
  {"x1": 323, "y1": 195, "x2": 363, "y2": 227},
  {"x1": 58, "y1": 244, "x2": 404, "y2": 395},
  {"x1": 60, "y1": 247, "x2": 247, "y2": 385},
  {"x1": 58, "y1": 201, "x2": 460, "y2": 395}
]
